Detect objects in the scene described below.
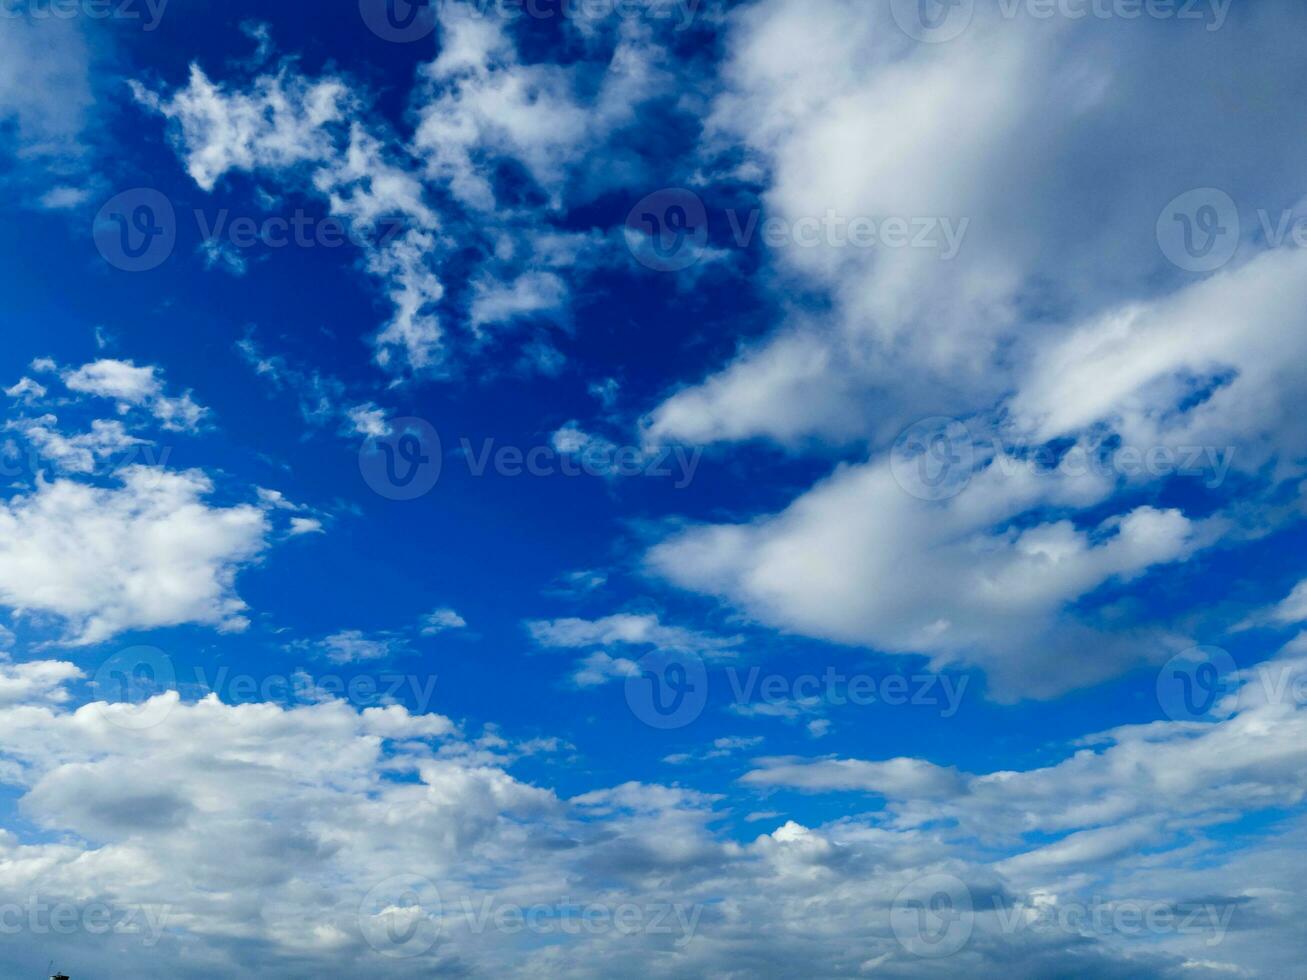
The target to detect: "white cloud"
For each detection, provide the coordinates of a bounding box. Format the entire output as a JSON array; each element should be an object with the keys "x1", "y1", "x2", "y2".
[
  {"x1": 420, "y1": 607, "x2": 467, "y2": 635},
  {"x1": 1011, "y1": 246, "x2": 1307, "y2": 477},
  {"x1": 197, "y1": 237, "x2": 248, "y2": 276},
  {"x1": 744, "y1": 755, "x2": 966, "y2": 801},
  {"x1": 0, "y1": 17, "x2": 95, "y2": 162},
  {"x1": 528, "y1": 612, "x2": 742, "y2": 657},
  {"x1": 1273, "y1": 581, "x2": 1307, "y2": 624},
  {"x1": 469, "y1": 269, "x2": 568, "y2": 329},
  {"x1": 632, "y1": 1, "x2": 1307, "y2": 704},
  {"x1": 4, "y1": 377, "x2": 47, "y2": 402},
  {"x1": 649, "y1": 449, "x2": 1208, "y2": 699},
  {"x1": 570, "y1": 650, "x2": 640, "y2": 688},
  {"x1": 0, "y1": 657, "x2": 1298, "y2": 976},
  {"x1": 345, "y1": 402, "x2": 391, "y2": 438},
  {"x1": 138, "y1": 13, "x2": 677, "y2": 379},
  {"x1": 288, "y1": 516, "x2": 324, "y2": 536},
  {"x1": 238, "y1": 335, "x2": 396, "y2": 442},
  {"x1": 0, "y1": 658, "x2": 81, "y2": 706},
  {"x1": 132, "y1": 65, "x2": 351, "y2": 192},
  {"x1": 136, "y1": 65, "x2": 446, "y2": 376},
  {"x1": 744, "y1": 642, "x2": 1307, "y2": 847},
  {"x1": 61, "y1": 359, "x2": 208, "y2": 432},
  {"x1": 38, "y1": 184, "x2": 91, "y2": 210},
  {"x1": 308, "y1": 630, "x2": 407, "y2": 664},
  {"x1": 664, "y1": 735, "x2": 763, "y2": 764},
  {"x1": 6, "y1": 415, "x2": 146, "y2": 475},
  {"x1": 63, "y1": 358, "x2": 158, "y2": 402},
  {"x1": 654, "y1": 1, "x2": 1307, "y2": 453},
  {"x1": 532, "y1": 612, "x2": 742, "y2": 689},
  {"x1": 0, "y1": 467, "x2": 267, "y2": 645},
  {"x1": 411, "y1": 7, "x2": 666, "y2": 212}
]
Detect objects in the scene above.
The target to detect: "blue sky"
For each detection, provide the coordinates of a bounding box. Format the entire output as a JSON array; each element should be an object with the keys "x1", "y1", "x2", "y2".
[{"x1": 1, "y1": 0, "x2": 1307, "y2": 977}]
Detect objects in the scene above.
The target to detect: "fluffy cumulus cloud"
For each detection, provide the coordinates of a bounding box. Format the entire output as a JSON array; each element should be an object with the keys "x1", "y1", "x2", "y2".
[
  {"x1": 639, "y1": 0, "x2": 1307, "y2": 699},
  {"x1": 650, "y1": 0, "x2": 1307, "y2": 449},
  {"x1": 59, "y1": 358, "x2": 208, "y2": 432},
  {"x1": 410, "y1": 4, "x2": 668, "y2": 212},
  {"x1": 5, "y1": 416, "x2": 144, "y2": 474},
  {"x1": 0, "y1": 467, "x2": 267, "y2": 645},
  {"x1": 0, "y1": 657, "x2": 82, "y2": 706},
  {"x1": 1, "y1": 360, "x2": 206, "y2": 482},
  {"x1": 1010, "y1": 244, "x2": 1307, "y2": 475},
  {"x1": 649, "y1": 446, "x2": 1214, "y2": 698},
  {"x1": 421, "y1": 607, "x2": 467, "y2": 635},
  {"x1": 3, "y1": 3, "x2": 1306, "y2": 978},
  {"x1": 0, "y1": 649, "x2": 1303, "y2": 977}
]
